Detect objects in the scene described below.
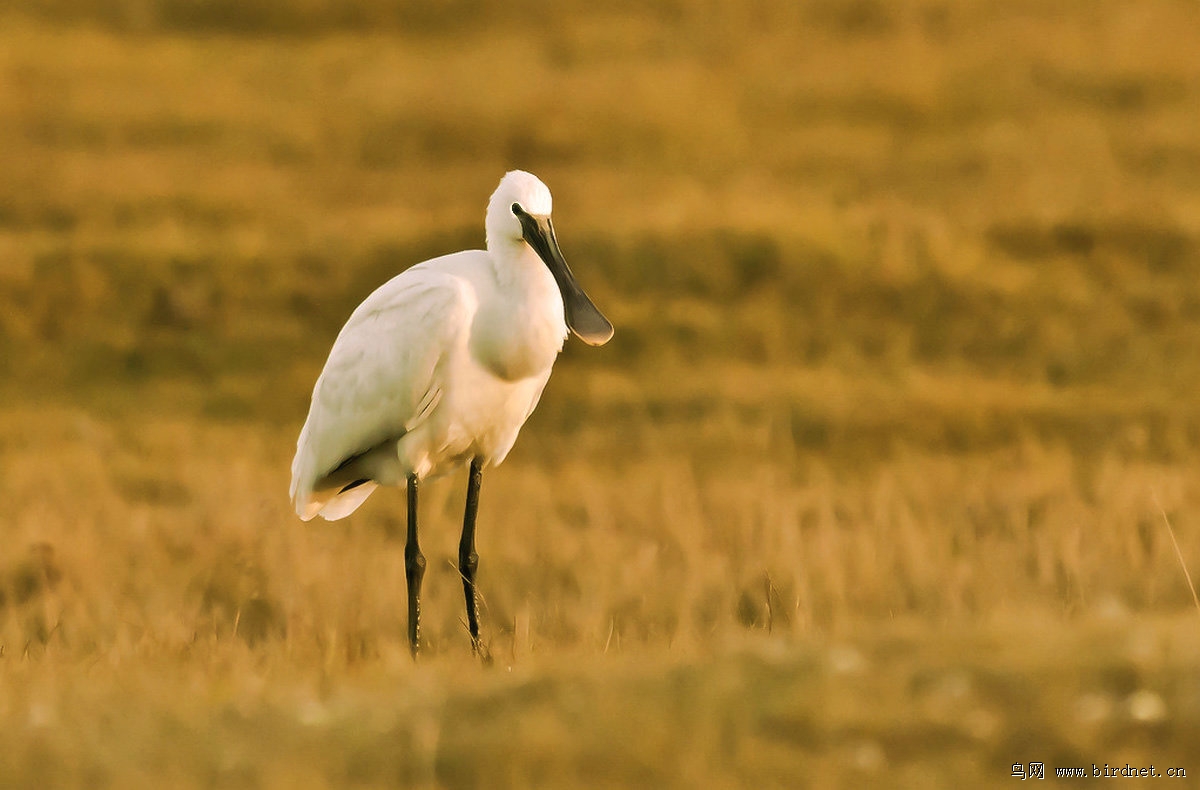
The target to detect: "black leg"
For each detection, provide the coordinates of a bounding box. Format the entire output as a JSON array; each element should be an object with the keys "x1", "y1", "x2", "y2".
[
  {"x1": 459, "y1": 458, "x2": 483, "y2": 653},
  {"x1": 404, "y1": 473, "x2": 426, "y2": 657}
]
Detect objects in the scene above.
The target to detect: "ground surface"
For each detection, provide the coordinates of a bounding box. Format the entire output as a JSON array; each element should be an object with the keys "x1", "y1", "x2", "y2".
[{"x1": 2, "y1": 1, "x2": 1200, "y2": 787}]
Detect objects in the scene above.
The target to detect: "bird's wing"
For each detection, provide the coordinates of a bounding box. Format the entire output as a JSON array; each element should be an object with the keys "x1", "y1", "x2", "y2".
[{"x1": 290, "y1": 266, "x2": 476, "y2": 516}]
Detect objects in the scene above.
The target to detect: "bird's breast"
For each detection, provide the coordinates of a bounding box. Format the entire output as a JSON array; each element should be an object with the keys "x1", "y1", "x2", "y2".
[{"x1": 468, "y1": 290, "x2": 567, "y2": 382}]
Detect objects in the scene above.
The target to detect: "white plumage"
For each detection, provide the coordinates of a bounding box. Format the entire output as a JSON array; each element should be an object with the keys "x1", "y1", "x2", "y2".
[{"x1": 290, "y1": 170, "x2": 612, "y2": 522}]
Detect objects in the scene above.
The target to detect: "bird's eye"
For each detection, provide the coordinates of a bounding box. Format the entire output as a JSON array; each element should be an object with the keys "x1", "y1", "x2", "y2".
[{"x1": 511, "y1": 203, "x2": 522, "y2": 216}]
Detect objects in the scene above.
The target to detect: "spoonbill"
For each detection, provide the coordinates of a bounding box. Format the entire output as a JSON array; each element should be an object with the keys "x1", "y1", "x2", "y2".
[{"x1": 290, "y1": 170, "x2": 613, "y2": 656}]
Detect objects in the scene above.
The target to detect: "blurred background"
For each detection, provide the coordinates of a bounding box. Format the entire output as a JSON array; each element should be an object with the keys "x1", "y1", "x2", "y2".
[{"x1": 2, "y1": 1, "x2": 1200, "y2": 787}]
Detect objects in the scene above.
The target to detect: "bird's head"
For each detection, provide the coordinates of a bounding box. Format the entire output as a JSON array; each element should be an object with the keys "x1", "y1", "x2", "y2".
[
  {"x1": 486, "y1": 170, "x2": 553, "y2": 246},
  {"x1": 485, "y1": 170, "x2": 613, "y2": 347}
]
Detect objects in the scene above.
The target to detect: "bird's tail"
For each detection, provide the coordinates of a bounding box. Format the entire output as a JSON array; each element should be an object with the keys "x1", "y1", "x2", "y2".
[
  {"x1": 296, "y1": 481, "x2": 378, "y2": 521},
  {"x1": 291, "y1": 443, "x2": 379, "y2": 521}
]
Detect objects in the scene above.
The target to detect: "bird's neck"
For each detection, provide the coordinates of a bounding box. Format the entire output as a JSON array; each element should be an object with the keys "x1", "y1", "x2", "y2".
[
  {"x1": 469, "y1": 244, "x2": 567, "y2": 381},
  {"x1": 489, "y1": 243, "x2": 559, "y2": 312}
]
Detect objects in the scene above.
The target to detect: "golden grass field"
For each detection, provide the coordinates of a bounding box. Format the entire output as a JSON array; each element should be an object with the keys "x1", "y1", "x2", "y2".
[{"x1": 3, "y1": 0, "x2": 1200, "y2": 786}]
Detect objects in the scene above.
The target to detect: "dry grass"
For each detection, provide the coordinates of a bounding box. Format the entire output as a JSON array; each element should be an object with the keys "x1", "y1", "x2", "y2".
[{"x1": 3, "y1": 1, "x2": 1200, "y2": 786}]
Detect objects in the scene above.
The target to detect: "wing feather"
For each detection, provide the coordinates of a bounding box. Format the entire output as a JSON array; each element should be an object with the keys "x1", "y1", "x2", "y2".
[{"x1": 290, "y1": 266, "x2": 475, "y2": 519}]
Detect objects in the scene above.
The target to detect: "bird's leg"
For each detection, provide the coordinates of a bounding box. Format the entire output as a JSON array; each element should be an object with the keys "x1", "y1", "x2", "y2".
[
  {"x1": 459, "y1": 458, "x2": 483, "y2": 654},
  {"x1": 405, "y1": 473, "x2": 426, "y2": 658}
]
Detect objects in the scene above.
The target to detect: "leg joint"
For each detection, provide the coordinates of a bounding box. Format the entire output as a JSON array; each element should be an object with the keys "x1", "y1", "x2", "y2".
[{"x1": 405, "y1": 545, "x2": 426, "y2": 579}]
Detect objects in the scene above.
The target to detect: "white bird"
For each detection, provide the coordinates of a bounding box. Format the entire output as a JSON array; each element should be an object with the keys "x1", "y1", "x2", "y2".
[{"x1": 290, "y1": 170, "x2": 612, "y2": 655}]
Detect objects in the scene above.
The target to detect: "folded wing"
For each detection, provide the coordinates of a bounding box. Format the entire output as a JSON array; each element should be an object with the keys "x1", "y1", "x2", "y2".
[{"x1": 290, "y1": 266, "x2": 475, "y2": 520}]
